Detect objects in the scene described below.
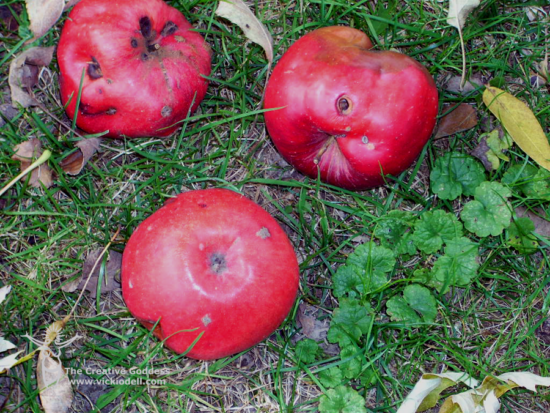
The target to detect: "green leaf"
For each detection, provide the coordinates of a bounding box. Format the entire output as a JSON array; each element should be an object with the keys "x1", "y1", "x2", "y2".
[
  {"x1": 319, "y1": 385, "x2": 367, "y2": 413},
  {"x1": 327, "y1": 299, "x2": 372, "y2": 346},
  {"x1": 430, "y1": 152, "x2": 486, "y2": 200},
  {"x1": 461, "y1": 181, "x2": 512, "y2": 237},
  {"x1": 340, "y1": 344, "x2": 363, "y2": 379},
  {"x1": 386, "y1": 284, "x2": 437, "y2": 323},
  {"x1": 507, "y1": 217, "x2": 538, "y2": 254},
  {"x1": 319, "y1": 367, "x2": 343, "y2": 389},
  {"x1": 333, "y1": 243, "x2": 396, "y2": 298},
  {"x1": 412, "y1": 210, "x2": 463, "y2": 254},
  {"x1": 432, "y1": 237, "x2": 480, "y2": 292},
  {"x1": 295, "y1": 338, "x2": 319, "y2": 364},
  {"x1": 373, "y1": 210, "x2": 418, "y2": 256},
  {"x1": 502, "y1": 164, "x2": 550, "y2": 200}
]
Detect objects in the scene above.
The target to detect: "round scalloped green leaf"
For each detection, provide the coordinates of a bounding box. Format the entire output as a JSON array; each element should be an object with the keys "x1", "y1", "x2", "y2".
[
  {"x1": 327, "y1": 299, "x2": 372, "y2": 346},
  {"x1": 413, "y1": 210, "x2": 463, "y2": 254},
  {"x1": 461, "y1": 181, "x2": 512, "y2": 237},
  {"x1": 319, "y1": 367, "x2": 343, "y2": 389},
  {"x1": 507, "y1": 217, "x2": 538, "y2": 254},
  {"x1": 430, "y1": 152, "x2": 486, "y2": 200},
  {"x1": 295, "y1": 339, "x2": 319, "y2": 364},
  {"x1": 319, "y1": 385, "x2": 367, "y2": 413}
]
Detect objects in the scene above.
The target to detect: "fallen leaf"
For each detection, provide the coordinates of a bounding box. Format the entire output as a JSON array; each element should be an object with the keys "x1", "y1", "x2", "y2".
[
  {"x1": 435, "y1": 103, "x2": 478, "y2": 138},
  {"x1": 78, "y1": 249, "x2": 122, "y2": 298},
  {"x1": 483, "y1": 86, "x2": 550, "y2": 172},
  {"x1": 296, "y1": 303, "x2": 329, "y2": 341},
  {"x1": 25, "y1": 0, "x2": 64, "y2": 42},
  {"x1": 59, "y1": 138, "x2": 102, "y2": 175},
  {"x1": 515, "y1": 207, "x2": 550, "y2": 238},
  {"x1": 0, "y1": 285, "x2": 11, "y2": 304},
  {"x1": 12, "y1": 138, "x2": 53, "y2": 188},
  {"x1": 37, "y1": 349, "x2": 73, "y2": 413},
  {"x1": 215, "y1": 0, "x2": 273, "y2": 67},
  {"x1": 9, "y1": 46, "x2": 55, "y2": 108},
  {"x1": 396, "y1": 372, "x2": 478, "y2": 413},
  {"x1": 0, "y1": 5, "x2": 20, "y2": 31},
  {"x1": 0, "y1": 338, "x2": 16, "y2": 352},
  {"x1": 0, "y1": 350, "x2": 24, "y2": 372},
  {"x1": 471, "y1": 129, "x2": 512, "y2": 171},
  {"x1": 446, "y1": 75, "x2": 482, "y2": 94},
  {"x1": 447, "y1": 0, "x2": 481, "y2": 29}
]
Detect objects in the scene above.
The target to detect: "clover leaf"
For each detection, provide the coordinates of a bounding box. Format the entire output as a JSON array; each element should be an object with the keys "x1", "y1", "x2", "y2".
[
  {"x1": 461, "y1": 181, "x2": 512, "y2": 237},
  {"x1": 333, "y1": 243, "x2": 396, "y2": 298},
  {"x1": 386, "y1": 284, "x2": 437, "y2": 323},
  {"x1": 412, "y1": 210, "x2": 463, "y2": 254},
  {"x1": 327, "y1": 298, "x2": 372, "y2": 347},
  {"x1": 507, "y1": 217, "x2": 538, "y2": 254},
  {"x1": 373, "y1": 210, "x2": 417, "y2": 256},
  {"x1": 319, "y1": 385, "x2": 367, "y2": 413},
  {"x1": 430, "y1": 152, "x2": 486, "y2": 200}
]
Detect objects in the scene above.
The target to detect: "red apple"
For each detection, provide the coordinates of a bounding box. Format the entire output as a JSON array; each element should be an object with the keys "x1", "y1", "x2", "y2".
[
  {"x1": 57, "y1": 0, "x2": 211, "y2": 138},
  {"x1": 264, "y1": 26, "x2": 439, "y2": 190},
  {"x1": 121, "y1": 188, "x2": 300, "y2": 360}
]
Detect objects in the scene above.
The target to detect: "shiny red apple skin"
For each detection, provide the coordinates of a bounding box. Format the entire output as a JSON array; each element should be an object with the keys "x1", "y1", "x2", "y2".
[
  {"x1": 264, "y1": 26, "x2": 439, "y2": 190},
  {"x1": 57, "y1": 0, "x2": 211, "y2": 138},
  {"x1": 121, "y1": 188, "x2": 300, "y2": 360}
]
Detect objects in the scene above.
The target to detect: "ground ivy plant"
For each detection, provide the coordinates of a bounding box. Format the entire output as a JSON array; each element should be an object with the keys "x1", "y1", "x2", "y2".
[{"x1": 309, "y1": 151, "x2": 547, "y2": 413}]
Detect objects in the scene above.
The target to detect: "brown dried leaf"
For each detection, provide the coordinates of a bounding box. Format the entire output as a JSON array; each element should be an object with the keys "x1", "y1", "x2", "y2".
[
  {"x1": 9, "y1": 46, "x2": 55, "y2": 108},
  {"x1": 296, "y1": 303, "x2": 329, "y2": 341},
  {"x1": 12, "y1": 138, "x2": 53, "y2": 188},
  {"x1": 25, "y1": 0, "x2": 64, "y2": 42},
  {"x1": 78, "y1": 249, "x2": 122, "y2": 298},
  {"x1": 435, "y1": 103, "x2": 478, "y2": 138},
  {"x1": 446, "y1": 75, "x2": 481, "y2": 94},
  {"x1": 37, "y1": 349, "x2": 73, "y2": 413},
  {"x1": 515, "y1": 207, "x2": 550, "y2": 238},
  {"x1": 59, "y1": 138, "x2": 102, "y2": 175}
]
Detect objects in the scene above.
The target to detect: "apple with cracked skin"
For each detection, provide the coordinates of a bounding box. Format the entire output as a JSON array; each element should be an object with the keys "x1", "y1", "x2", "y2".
[
  {"x1": 264, "y1": 26, "x2": 439, "y2": 190},
  {"x1": 121, "y1": 188, "x2": 300, "y2": 360},
  {"x1": 57, "y1": 0, "x2": 211, "y2": 138}
]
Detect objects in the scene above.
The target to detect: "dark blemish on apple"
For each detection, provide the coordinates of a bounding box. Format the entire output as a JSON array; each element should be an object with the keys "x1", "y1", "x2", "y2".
[
  {"x1": 256, "y1": 227, "x2": 271, "y2": 239},
  {"x1": 147, "y1": 43, "x2": 160, "y2": 53},
  {"x1": 198, "y1": 203, "x2": 207, "y2": 208},
  {"x1": 209, "y1": 253, "x2": 227, "y2": 274},
  {"x1": 362, "y1": 136, "x2": 369, "y2": 144},
  {"x1": 202, "y1": 314, "x2": 212, "y2": 326},
  {"x1": 141, "y1": 53, "x2": 150, "y2": 61},
  {"x1": 161, "y1": 106, "x2": 172, "y2": 117},
  {"x1": 106, "y1": 108, "x2": 117, "y2": 115},
  {"x1": 87, "y1": 56, "x2": 103, "y2": 79},
  {"x1": 161, "y1": 21, "x2": 178, "y2": 37},
  {"x1": 97, "y1": 88, "x2": 103, "y2": 94},
  {"x1": 131, "y1": 38, "x2": 138, "y2": 48},
  {"x1": 337, "y1": 95, "x2": 353, "y2": 115},
  {"x1": 139, "y1": 16, "x2": 152, "y2": 39}
]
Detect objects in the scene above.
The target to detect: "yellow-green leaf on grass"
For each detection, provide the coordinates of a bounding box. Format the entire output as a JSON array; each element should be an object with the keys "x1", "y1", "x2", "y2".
[
  {"x1": 215, "y1": 0, "x2": 273, "y2": 67},
  {"x1": 483, "y1": 86, "x2": 550, "y2": 171}
]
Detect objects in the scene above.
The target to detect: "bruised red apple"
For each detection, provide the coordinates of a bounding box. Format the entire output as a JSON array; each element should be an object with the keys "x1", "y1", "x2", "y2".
[
  {"x1": 264, "y1": 26, "x2": 439, "y2": 190},
  {"x1": 121, "y1": 188, "x2": 300, "y2": 360},
  {"x1": 57, "y1": 0, "x2": 211, "y2": 138}
]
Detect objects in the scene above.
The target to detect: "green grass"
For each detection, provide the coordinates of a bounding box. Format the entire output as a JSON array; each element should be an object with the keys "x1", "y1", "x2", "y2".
[{"x1": 1, "y1": 0, "x2": 549, "y2": 412}]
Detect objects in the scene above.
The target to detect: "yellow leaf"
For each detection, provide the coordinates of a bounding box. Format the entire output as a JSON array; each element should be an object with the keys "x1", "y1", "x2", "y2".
[
  {"x1": 483, "y1": 86, "x2": 550, "y2": 171},
  {"x1": 215, "y1": 0, "x2": 273, "y2": 66}
]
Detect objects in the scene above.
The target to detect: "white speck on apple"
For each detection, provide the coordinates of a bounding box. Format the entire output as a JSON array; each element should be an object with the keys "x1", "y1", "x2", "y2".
[
  {"x1": 256, "y1": 227, "x2": 271, "y2": 239},
  {"x1": 129, "y1": 279, "x2": 133, "y2": 288},
  {"x1": 202, "y1": 314, "x2": 212, "y2": 326},
  {"x1": 199, "y1": 243, "x2": 204, "y2": 251}
]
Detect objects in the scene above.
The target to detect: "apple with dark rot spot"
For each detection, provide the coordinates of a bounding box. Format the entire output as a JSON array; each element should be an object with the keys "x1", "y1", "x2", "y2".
[
  {"x1": 264, "y1": 26, "x2": 439, "y2": 190},
  {"x1": 57, "y1": 0, "x2": 211, "y2": 138},
  {"x1": 121, "y1": 188, "x2": 300, "y2": 360}
]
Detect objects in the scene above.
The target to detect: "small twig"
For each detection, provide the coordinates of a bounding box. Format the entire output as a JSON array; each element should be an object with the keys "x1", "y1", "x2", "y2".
[
  {"x1": 0, "y1": 150, "x2": 52, "y2": 197},
  {"x1": 66, "y1": 227, "x2": 121, "y2": 320},
  {"x1": 458, "y1": 25, "x2": 467, "y2": 91}
]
